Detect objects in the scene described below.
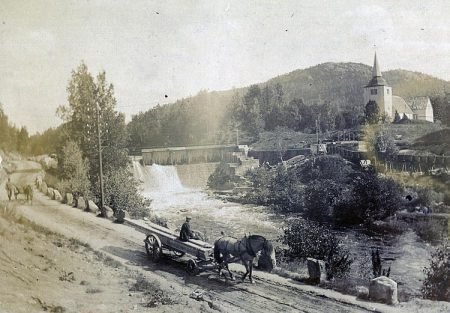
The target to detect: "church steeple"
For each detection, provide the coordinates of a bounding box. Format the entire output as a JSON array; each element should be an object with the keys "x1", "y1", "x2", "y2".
[
  {"x1": 372, "y1": 52, "x2": 382, "y2": 77},
  {"x1": 366, "y1": 52, "x2": 387, "y2": 87},
  {"x1": 363, "y1": 52, "x2": 393, "y2": 120}
]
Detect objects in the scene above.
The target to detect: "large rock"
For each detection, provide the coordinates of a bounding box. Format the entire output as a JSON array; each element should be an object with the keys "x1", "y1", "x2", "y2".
[
  {"x1": 369, "y1": 276, "x2": 398, "y2": 305},
  {"x1": 307, "y1": 258, "x2": 327, "y2": 284},
  {"x1": 41, "y1": 182, "x2": 48, "y2": 195},
  {"x1": 47, "y1": 187, "x2": 54, "y2": 198},
  {"x1": 53, "y1": 189, "x2": 63, "y2": 201},
  {"x1": 105, "y1": 206, "x2": 114, "y2": 218},
  {"x1": 77, "y1": 196, "x2": 86, "y2": 210},
  {"x1": 356, "y1": 286, "x2": 369, "y2": 300},
  {"x1": 87, "y1": 200, "x2": 99, "y2": 213},
  {"x1": 65, "y1": 193, "x2": 73, "y2": 206},
  {"x1": 114, "y1": 209, "x2": 130, "y2": 223}
]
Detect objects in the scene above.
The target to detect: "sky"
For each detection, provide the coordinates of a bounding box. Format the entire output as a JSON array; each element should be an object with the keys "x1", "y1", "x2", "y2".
[{"x1": 1, "y1": 0, "x2": 449, "y2": 134}]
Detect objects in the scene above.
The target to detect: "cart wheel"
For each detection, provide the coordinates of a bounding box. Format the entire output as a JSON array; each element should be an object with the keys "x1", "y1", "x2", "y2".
[
  {"x1": 145, "y1": 234, "x2": 162, "y2": 262},
  {"x1": 186, "y1": 259, "x2": 200, "y2": 275}
]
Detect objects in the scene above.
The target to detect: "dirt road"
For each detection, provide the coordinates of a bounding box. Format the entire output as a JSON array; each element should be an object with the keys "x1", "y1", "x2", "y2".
[{"x1": 2, "y1": 160, "x2": 447, "y2": 313}]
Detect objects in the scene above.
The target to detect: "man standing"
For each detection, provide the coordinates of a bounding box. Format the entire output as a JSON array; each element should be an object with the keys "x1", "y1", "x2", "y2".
[
  {"x1": 179, "y1": 217, "x2": 198, "y2": 241},
  {"x1": 5, "y1": 177, "x2": 14, "y2": 201}
]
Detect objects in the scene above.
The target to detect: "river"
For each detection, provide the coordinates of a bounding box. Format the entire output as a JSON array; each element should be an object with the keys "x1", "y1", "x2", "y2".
[{"x1": 132, "y1": 161, "x2": 432, "y2": 297}]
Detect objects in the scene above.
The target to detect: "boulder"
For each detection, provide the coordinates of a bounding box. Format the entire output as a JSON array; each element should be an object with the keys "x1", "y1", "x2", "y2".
[
  {"x1": 65, "y1": 193, "x2": 73, "y2": 206},
  {"x1": 105, "y1": 206, "x2": 114, "y2": 218},
  {"x1": 47, "y1": 187, "x2": 54, "y2": 198},
  {"x1": 307, "y1": 258, "x2": 327, "y2": 284},
  {"x1": 114, "y1": 209, "x2": 130, "y2": 223},
  {"x1": 53, "y1": 189, "x2": 63, "y2": 201},
  {"x1": 356, "y1": 286, "x2": 369, "y2": 300},
  {"x1": 87, "y1": 200, "x2": 99, "y2": 213},
  {"x1": 77, "y1": 196, "x2": 86, "y2": 210},
  {"x1": 369, "y1": 276, "x2": 398, "y2": 305},
  {"x1": 41, "y1": 182, "x2": 48, "y2": 194}
]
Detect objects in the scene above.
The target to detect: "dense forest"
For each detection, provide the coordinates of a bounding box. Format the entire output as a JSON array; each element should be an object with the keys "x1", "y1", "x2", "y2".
[{"x1": 127, "y1": 62, "x2": 450, "y2": 148}]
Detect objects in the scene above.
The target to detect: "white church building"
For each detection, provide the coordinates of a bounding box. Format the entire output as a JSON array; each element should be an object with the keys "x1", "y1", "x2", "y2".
[{"x1": 363, "y1": 53, "x2": 434, "y2": 122}]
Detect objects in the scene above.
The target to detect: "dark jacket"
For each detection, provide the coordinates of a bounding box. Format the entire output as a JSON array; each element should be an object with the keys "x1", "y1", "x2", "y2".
[{"x1": 180, "y1": 221, "x2": 193, "y2": 241}]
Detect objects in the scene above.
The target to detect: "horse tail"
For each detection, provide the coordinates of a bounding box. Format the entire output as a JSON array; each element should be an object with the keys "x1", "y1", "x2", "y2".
[{"x1": 214, "y1": 241, "x2": 223, "y2": 264}]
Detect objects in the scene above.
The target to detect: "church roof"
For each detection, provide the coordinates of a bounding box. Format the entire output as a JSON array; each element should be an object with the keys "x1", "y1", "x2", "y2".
[
  {"x1": 392, "y1": 96, "x2": 413, "y2": 115},
  {"x1": 365, "y1": 52, "x2": 388, "y2": 87}
]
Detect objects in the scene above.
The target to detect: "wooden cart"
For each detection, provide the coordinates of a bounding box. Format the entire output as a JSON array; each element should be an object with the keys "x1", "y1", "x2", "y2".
[{"x1": 125, "y1": 218, "x2": 215, "y2": 274}]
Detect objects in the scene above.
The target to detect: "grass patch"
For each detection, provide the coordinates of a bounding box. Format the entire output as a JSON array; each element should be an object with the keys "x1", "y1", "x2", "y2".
[
  {"x1": 92, "y1": 250, "x2": 123, "y2": 268},
  {"x1": 85, "y1": 287, "x2": 103, "y2": 294},
  {"x1": 129, "y1": 274, "x2": 177, "y2": 308}
]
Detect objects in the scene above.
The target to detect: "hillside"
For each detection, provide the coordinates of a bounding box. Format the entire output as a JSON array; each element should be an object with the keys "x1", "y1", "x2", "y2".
[
  {"x1": 266, "y1": 62, "x2": 450, "y2": 108},
  {"x1": 127, "y1": 62, "x2": 450, "y2": 149}
]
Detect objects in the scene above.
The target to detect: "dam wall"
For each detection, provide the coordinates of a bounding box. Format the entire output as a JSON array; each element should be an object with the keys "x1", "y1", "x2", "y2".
[{"x1": 175, "y1": 163, "x2": 219, "y2": 189}]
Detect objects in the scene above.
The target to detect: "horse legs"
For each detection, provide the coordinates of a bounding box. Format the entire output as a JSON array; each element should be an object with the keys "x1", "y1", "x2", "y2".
[
  {"x1": 226, "y1": 263, "x2": 235, "y2": 280},
  {"x1": 242, "y1": 261, "x2": 249, "y2": 282},
  {"x1": 249, "y1": 262, "x2": 255, "y2": 284},
  {"x1": 241, "y1": 260, "x2": 256, "y2": 284}
]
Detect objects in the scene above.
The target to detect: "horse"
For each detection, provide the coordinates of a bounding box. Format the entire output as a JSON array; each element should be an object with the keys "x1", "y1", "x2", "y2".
[
  {"x1": 24, "y1": 184, "x2": 33, "y2": 204},
  {"x1": 213, "y1": 235, "x2": 276, "y2": 284}
]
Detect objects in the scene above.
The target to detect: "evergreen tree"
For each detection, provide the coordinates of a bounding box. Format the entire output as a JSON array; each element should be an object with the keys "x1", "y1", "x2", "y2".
[{"x1": 364, "y1": 100, "x2": 380, "y2": 124}]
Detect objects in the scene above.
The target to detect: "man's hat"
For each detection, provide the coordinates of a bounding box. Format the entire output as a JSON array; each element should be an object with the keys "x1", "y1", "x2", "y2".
[{"x1": 186, "y1": 216, "x2": 192, "y2": 221}]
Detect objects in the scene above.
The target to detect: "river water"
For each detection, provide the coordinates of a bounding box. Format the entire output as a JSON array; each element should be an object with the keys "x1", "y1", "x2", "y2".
[{"x1": 132, "y1": 161, "x2": 432, "y2": 297}]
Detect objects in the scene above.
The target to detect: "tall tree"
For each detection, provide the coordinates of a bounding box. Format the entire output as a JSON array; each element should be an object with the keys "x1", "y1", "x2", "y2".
[{"x1": 58, "y1": 62, "x2": 143, "y2": 216}]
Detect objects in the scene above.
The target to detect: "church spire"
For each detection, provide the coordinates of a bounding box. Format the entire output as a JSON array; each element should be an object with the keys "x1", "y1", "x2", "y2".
[
  {"x1": 366, "y1": 52, "x2": 387, "y2": 87},
  {"x1": 372, "y1": 52, "x2": 382, "y2": 77}
]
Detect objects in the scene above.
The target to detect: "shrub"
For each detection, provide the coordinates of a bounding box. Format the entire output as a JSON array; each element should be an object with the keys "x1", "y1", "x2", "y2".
[
  {"x1": 414, "y1": 219, "x2": 446, "y2": 242},
  {"x1": 281, "y1": 219, "x2": 352, "y2": 279},
  {"x1": 207, "y1": 161, "x2": 236, "y2": 189},
  {"x1": 102, "y1": 168, "x2": 150, "y2": 219},
  {"x1": 422, "y1": 242, "x2": 450, "y2": 301},
  {"x1": 335, "y1": 170, "x2": 403, "y2": 225},
  {"x1": 303, "y1": 179, "x2": 346, "y2": 222}
]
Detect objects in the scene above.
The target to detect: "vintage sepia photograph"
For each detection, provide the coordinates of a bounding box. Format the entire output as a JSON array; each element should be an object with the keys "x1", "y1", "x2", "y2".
[{"x1": 0, "y1": 1, "x2": 449, "y2": 312}]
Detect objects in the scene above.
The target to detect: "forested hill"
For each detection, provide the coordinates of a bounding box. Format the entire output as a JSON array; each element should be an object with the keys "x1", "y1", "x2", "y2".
[
  {"x1": 267, "y1": 62, "x2": 450, "y2": 106},
  {"x1": 127, "y1": 62, "x2": 450, "y2": 149}
]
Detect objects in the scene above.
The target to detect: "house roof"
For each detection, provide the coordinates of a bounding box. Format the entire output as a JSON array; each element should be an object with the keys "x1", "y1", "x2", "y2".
[{"x1": 392, "y1": 96, "x2": 414, "y2": 115}]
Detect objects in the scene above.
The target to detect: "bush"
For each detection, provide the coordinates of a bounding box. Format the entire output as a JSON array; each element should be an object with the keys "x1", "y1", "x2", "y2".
[
  {"x1": 414, "y1": 219, "x2": 446, "y2": 243},
  {"x1": 281, "y1": 219, "x2": 352, "y2": 279},
  {"x1": 422, "y1": 242, "x2": 450, "y2": 301},
  {"x1": 334, "y1": 170, "x2": 403, "y2": 225},
  {"x1": 207, "y1": 161, "x2": 236, "y2": 189},
  {"x1": 303, "y1": 179, "x2": 346, "y2": 222},
  {"x1": 102, "y1": 168, "x2": 150, "y2": 219}
]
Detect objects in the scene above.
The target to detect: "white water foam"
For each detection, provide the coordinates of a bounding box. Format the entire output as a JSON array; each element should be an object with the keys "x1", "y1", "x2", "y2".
[{"x1": 131, "y1": 161, "x2": 280, "y2": 238}]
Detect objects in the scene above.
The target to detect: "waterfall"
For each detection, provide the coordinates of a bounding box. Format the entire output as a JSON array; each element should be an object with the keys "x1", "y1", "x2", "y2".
[{"x1": 132, "y1": 161, "x2": 186, "y2": 194}]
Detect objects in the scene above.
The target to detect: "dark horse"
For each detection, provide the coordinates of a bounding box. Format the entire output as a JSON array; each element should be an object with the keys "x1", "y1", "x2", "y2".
[
  {"x1": 213, "y1": 235, "x2": 276, "y2": 284},
  {"x1": 24, "y1": 184, "x2": 33, "y2": 204}
]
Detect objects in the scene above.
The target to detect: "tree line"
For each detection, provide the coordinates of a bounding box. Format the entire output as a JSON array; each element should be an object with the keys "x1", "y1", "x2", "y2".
[{"x1": 0, "y1": 105, "x2": 30, "y2": 155}]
